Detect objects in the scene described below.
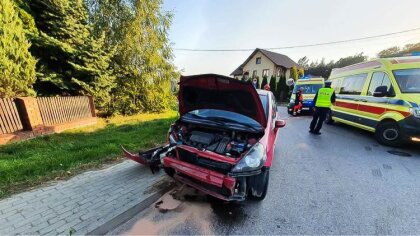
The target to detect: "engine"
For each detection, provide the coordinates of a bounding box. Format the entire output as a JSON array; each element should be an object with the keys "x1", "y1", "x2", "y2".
[{"x1": 172, "y1": 124, "x2": 258, "y2": 158}]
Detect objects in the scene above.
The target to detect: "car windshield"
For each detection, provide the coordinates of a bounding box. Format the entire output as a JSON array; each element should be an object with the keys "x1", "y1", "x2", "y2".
[
  {"x1": 393, "y1": 68, "x2": 420, "y2": 93},
  {"x1": 184, "y1": 109, "x2": 262, "y2": 128},
  {"x1": 293, "y1": 84, "x2": 323, "y2": 94}
]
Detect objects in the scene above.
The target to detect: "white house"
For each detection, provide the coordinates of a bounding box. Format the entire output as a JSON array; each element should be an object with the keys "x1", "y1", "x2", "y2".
[{"x1": 230, "y1": 48, "x2": 298, "y2": 82}]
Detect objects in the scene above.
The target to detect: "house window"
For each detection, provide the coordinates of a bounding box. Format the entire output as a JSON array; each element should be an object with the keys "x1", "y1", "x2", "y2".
[
  {"x1": 277, "y1": 68, "x2": 283, "y2": 77},
  {"x1": 252, "y1": 70, "x2": 257, "y2": 78},
  {"x1": 262, "y1": 69, "x2": 269, "y2": 77},
  {"x1": 256, "y1": 57, "x2": 261, "y2": 64}
]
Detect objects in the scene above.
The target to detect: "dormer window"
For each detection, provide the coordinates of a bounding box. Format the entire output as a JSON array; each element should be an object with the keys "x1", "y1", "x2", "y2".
[{"x1": 256, "y1": 57, "x2": 261, "y2": 64}]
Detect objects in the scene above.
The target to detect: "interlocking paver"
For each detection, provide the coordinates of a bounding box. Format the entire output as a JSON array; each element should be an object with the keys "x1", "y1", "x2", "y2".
[{"x1": 0, "y1": 161, "x2": 168, "y2": 235}]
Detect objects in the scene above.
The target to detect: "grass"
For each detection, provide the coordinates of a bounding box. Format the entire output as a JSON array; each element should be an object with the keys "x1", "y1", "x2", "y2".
[{"x1": 0, "y1": 110, "x2": 178, "y2": 199}]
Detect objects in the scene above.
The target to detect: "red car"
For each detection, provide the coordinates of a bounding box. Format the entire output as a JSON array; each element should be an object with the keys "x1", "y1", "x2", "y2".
[{"x1": 123, "y1": 74, "x2": 286, "y2": 201}]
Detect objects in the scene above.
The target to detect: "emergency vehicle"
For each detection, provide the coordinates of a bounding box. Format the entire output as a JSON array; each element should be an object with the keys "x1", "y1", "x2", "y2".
[
  {"x1": 326, "y1": 56, "x2": 420, "y2": 146},
  {"x1": 287, "y1": 77, "x2": 325, "y2": 114}
]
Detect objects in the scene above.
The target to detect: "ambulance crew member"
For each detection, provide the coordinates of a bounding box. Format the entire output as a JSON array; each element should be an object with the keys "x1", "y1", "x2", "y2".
[
  {"x1": 309, "y1": 81, "x2": 336, "y2": 135},
  {"x1": 293, "y1": 87, "x2": 303, "y2": 116}
]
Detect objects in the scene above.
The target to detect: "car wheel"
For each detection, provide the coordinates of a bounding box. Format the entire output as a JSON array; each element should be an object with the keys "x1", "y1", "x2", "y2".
[
  {"x1": 163, "y1": 167, "x2": 175, "y2": 177},
  {"x1": 287, "y1": 107, "x2": 293, "y2": 115},
  {"x1": 325, "y1": 110, "x2": 334, "y2": 125},
  {"x1": 249, "y1": 169, "x2": 269, "y2": 201},
  {"x1": 375, "y1": 121, "x2": 402, "y2": 147}
]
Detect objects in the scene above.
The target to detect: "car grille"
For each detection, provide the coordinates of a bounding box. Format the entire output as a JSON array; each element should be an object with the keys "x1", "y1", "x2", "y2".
[{"x1": 177, "y1": 148, "x2": 232, "y2": 174}]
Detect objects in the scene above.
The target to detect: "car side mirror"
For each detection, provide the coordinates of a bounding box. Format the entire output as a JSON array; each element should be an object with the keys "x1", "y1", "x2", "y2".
[
  {"x1": 275, "y1": 120, "x2": 286, "y2": 129},
  {"x1": 373, "y1": 86, "x2": 388, "y2": 97}
]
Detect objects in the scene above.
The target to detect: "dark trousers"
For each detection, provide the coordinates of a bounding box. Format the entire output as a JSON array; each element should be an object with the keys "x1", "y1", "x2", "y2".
[{"x1": 310, "y1": 107, "x2": 329, "y2": 132}]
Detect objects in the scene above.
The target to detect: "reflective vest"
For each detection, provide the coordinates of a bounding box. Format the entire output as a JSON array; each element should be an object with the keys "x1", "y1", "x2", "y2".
[{"x1": 315, "y1": 88, "x2": 334, "y2": 108}]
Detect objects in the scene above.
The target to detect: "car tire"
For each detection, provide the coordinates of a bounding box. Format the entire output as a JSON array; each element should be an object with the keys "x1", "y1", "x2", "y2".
[
  {"x1": 163, "y1": 167, "x2": 175, "y2": 177},
  {"x1": 287, "y1": 107, "x2": 293, "y2": 115},
  {"x1": 375, "y1": 121, "x2": 403, "y2": 147},
  {"x1": 249, "y1": 169, "x2": 269, "y2": 201},
  {"x1": 325, "y1": 110, "x2": 334, "y2": 125}
]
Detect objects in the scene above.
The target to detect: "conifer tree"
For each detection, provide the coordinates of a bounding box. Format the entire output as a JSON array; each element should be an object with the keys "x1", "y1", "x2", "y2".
[
  {"x1": 0, "y1": 0, "x2": 37, "y2": 97},
  {"x1": 28, "y1": 0, "x2": 115, "y2": 109}
]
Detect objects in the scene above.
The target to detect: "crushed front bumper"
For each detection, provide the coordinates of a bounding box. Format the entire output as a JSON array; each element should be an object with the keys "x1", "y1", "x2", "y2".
[{"x1": 163, "y1": 157, "x2": 246, "y2": 201}]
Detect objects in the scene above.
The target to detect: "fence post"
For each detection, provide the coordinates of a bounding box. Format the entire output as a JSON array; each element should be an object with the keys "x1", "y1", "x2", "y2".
[
  {"x1": 15, "y1": 97, "x2": 45, "y2": 133},
  {"x1": 87, "y1": 96, "x2": 96, "y2": 117}
]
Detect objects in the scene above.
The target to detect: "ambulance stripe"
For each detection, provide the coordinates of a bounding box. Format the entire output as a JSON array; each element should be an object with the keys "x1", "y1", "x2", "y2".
[{"x1": 335, "y1": 101, "x2": 411, "y2": 117}]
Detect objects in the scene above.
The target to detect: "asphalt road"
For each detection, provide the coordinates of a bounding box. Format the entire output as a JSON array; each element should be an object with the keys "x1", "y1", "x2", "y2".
[{"x1": 109, "y1": 107, "x2": 420, "y2": 235}]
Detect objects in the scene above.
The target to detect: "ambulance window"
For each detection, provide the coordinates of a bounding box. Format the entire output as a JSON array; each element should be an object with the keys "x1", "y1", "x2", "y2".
[
  {"x1": 340, "y1": 73, "x2": 368, "y2": 95},
  {"x1": 368, "y1": 72, "x2": 393, "y2": 96}
]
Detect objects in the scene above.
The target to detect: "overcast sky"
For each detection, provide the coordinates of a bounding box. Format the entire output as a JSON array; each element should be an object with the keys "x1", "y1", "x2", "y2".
[{"x1": 162, "y1": 0, "x2": 420, "y2": 76}]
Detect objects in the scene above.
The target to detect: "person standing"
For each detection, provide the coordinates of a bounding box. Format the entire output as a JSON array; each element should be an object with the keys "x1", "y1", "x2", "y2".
[{"x1": 309, "y1": 81, "x2": 336, "y2": 135}]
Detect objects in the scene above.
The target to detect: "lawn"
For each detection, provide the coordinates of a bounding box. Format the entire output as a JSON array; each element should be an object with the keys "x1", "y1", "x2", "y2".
[{"x1": 0, "y1": 111, "x2": 178, "y2": 199}]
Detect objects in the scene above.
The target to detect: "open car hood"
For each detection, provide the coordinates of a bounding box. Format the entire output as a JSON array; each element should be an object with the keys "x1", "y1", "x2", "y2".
[{"x1": 178, "y1": 74, "x2": 267, "y2": 127}]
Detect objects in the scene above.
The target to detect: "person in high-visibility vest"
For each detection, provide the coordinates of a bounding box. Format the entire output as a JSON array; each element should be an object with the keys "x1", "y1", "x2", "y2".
[{"x1": 309, "y1": 81, "x2": 336, "y2": 135}]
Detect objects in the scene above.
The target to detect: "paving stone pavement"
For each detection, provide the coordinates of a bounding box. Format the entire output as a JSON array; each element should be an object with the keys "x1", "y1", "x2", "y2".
[{"x1": 0, "y1": 161, "x2": 169, "y2": 235}]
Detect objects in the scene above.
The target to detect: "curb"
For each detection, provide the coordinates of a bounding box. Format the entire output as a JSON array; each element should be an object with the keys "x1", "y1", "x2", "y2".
[{"x1": 87, "y1": 180, "x2": 175, "y2": 235}]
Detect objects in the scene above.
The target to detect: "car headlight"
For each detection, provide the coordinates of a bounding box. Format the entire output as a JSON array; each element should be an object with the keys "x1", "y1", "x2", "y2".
[
  {"x1": 410, "y1": 107, "x2": 420, "y2": 118},
  {"x1": 231, "y1": 143, "x2": 266, "y2": 173},
  {"x1": 290, "y1": 98, "x2": 295, "y2": 103}
]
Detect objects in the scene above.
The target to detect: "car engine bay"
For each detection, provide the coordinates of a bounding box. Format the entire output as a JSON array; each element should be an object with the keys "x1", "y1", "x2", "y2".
[{"x1": 169, "y1": 123, "x2": 260, "y2": 158}]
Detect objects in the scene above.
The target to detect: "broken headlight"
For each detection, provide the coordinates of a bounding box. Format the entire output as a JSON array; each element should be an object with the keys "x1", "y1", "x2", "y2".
[{"x1": 231, "y1": 142, "x2": 266, "y2": 173}]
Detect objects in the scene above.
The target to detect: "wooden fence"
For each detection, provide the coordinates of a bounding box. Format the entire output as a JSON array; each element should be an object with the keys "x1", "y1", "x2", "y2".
[
  {"x1": 0, "y1": 98, "x2": 24, "y2": 134},
  {"x1": 37, "y1": 96, "x2": 94, "y2": 126}
]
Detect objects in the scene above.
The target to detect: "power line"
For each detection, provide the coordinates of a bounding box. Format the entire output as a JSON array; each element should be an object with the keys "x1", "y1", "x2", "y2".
[{"x1": 173, "y1": 27, "x2": 420, "y2": 52}]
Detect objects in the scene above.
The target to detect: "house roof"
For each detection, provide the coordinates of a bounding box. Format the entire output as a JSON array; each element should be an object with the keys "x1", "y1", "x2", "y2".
[{"x1": 230, "y1": 48, "x2": 298, "y2": 76}]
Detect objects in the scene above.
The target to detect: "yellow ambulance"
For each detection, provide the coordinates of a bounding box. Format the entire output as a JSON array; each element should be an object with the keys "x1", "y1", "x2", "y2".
[
  {"x1": 287, "y1": 77, "x2": 325, "y2": 114},
  {"x1": 326, "y1": 56, "x2": 420, "y2": 146}
]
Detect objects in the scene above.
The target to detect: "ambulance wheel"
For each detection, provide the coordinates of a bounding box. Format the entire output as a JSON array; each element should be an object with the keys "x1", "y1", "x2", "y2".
[
  {"x1": 325, "y1": 110, "x2": 334, "y2": 125},
  {"x1": 375, "y1": 121, "x2": 402, "y2": 147}
]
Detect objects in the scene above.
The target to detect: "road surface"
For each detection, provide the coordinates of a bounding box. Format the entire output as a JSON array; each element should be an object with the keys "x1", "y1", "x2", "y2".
[{"x1": 109, "y1": 107, "x2": 420, "y2": 235}]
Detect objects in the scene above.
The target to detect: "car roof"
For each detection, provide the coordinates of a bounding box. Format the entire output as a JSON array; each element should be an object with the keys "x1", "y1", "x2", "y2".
[{"x1": 330, "y1": 56, "x2": 420, "y2": 78}]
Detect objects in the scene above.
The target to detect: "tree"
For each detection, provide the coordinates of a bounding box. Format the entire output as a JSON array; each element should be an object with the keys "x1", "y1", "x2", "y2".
[
  {"x1": 261, "y1": 76, "x2": 268, "y2": 89},
  {"x1": 378, "y1": 46, "x2": 401, "y2": 58},
  {"x1": 303, "y1": 53, "x2": 367, "y2": 78},
  {"x1": 269, "y1": 75, "x2": 276, "y2": 97},
  {"x1": 298, "y1": 56, "x2": 309, "y2": 69},
  {"x1": 28, "y1": 0, "x2": 115, "y2": 109},
  {"x1": 277, "y1": 75, "x2": 289, "y2": 101},
  {"x1": 378, "y1": 42, "x2": 420, "y2": 58},
  {"x1": 290, "y1": 66, "x2": 299, "y2": 81},
  {"x1": 0, "y1": 0, "x2": 37, "y2": 97},
  {"x1": 110, "y1": 0, "x2": 178, "y2": 114}
]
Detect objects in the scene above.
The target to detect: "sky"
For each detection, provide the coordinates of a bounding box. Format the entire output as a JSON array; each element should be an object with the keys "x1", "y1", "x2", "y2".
[{"x1": 162, "y1": 0, "x2": 420, "y2": 76}]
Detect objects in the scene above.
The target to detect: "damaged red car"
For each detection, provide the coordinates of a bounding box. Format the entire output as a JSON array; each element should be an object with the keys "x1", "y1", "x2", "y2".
[{"x1": 122, "y1": 74, "x2": 285, "y2": 201}]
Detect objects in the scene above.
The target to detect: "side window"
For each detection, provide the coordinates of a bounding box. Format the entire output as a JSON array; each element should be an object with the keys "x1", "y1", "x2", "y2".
[
  {"x1": 340, "y1": 73, "x2": 368, "y2": 95},
  {"x1": 368, "y1": 72, "x2": 394, "y2": 96},
  {"x1": 271, "y1": 94, "x2": 277, "y2": 118},
  {"x1": 331, "y1": 78, "x2": 342, "y2": 94},
  {"x1": 368, "y1": 72, "x2": 384, "y2": 96}
]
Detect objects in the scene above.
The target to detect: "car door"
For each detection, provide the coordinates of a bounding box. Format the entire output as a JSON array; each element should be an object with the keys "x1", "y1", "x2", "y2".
[
  {"x1": 332, "y1": 73, "x2": 369, "y2": 126},
  {"x1": 358, "y1": 71, "x2": 396, "y2": 127}
]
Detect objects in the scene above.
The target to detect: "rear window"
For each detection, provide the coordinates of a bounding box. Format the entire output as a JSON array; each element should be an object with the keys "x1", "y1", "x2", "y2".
[{"x1": 293, "y1": 84, "x2": 323, "y2": 94}]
